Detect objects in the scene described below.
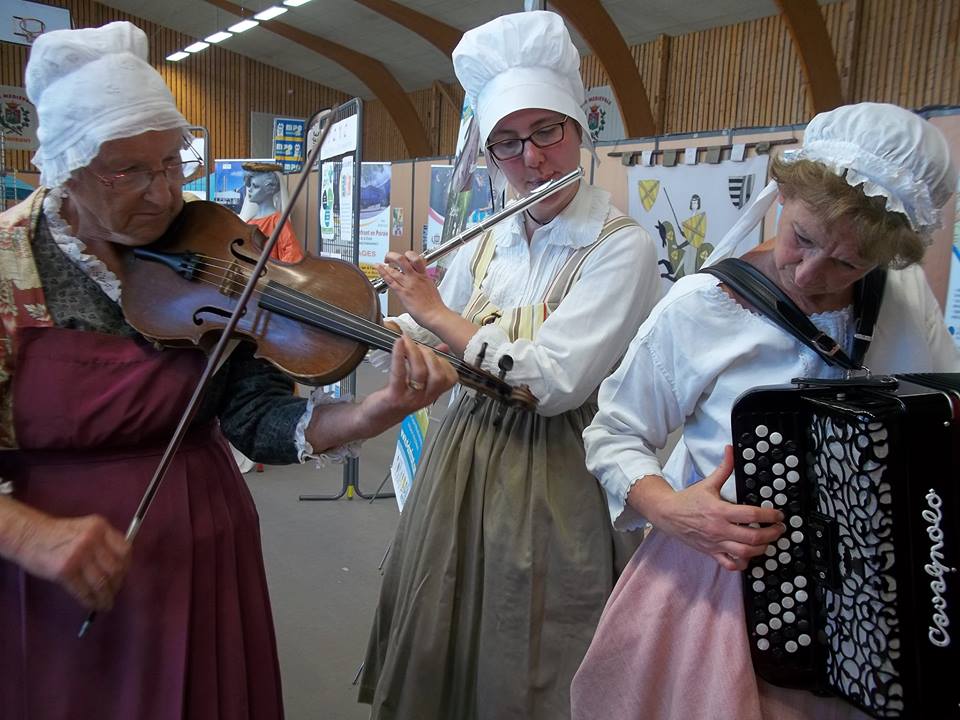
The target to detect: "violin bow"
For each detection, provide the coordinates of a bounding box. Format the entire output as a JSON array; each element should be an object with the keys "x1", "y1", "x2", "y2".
[{"x1": 78, "y1": 109, "x2": 336, "y2": 638}]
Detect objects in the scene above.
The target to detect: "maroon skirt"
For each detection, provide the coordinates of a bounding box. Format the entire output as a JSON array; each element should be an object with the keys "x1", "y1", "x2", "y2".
[{"x1": 0, "y1": 327, "x2": 283, "y2": 720}]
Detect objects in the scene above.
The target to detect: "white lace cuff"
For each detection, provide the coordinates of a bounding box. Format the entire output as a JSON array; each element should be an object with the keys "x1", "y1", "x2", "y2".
[
  {"x1": 294, "y1": 387, "x2": 362, "y2": 466},
  {"x1": 463, "y1": 323, "x2": 511, "y2": 375}
]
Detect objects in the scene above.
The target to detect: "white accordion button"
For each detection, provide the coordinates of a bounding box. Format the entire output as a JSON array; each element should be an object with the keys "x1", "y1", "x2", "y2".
[
  {"x1": 794, "y1": 575, "x2": 807, "y2": 588},
  {"x1": 777, "y1": 538, "x2": 790, "y2": 550},
  {"x1": 769, "y1": 617, "x2": 782, "y2": 630},
  {"x1": 751, "y1": 566, "x2": 764, "y2": 579},
  {"x1": 756, "y1": 440, "x2": 770, "y2": 453},
  {"x1": 783, "y1": 610, "x2": 796, "y2": 624},
  {"x1": 753, "y1": 580, "x2": 765, "y2": 593},
  {"x1": 787, "y1": 470, "x2": 800, "y2": 483},
  {"x1": 791, "y1": 531, "x2": 804, "y2": 543},
  {"x1": 760, "y1": 486, "x2": 773, "y2": 498},
  {"x1": 785, "y1": 640, "x2": 798, "y2": 654},
  {"x1": 769, "y1": 432, "x2": 783, "y2": 444},
  {"x1": 744, "y1": 462, "x2": 757, "y2": 475},
  {"x1": 742, "y1": 448, "x2": 755, "y2": 461},
  {"x1": 780, "y1": 581, "x2": 794, "y2": 594},
  {"x1": 798, "y1": 633, "x2": 812, "y2": 646},
  {"x1": 789, "y1": 516, "x2": 803, "y2": 528},
  {"x1": 755, "y1": 424, "x2": 769, "y2": 438},
  {"x1": 757, "y1": 638, "x2": 771, "y2": 651},
  {"x1": 756, "y1": 623, "x2": 769, "y2": 636},
  {"x1": 785, "y1": 455, "x2": 799, "y2": 468},
  {"x1": 796, "y1": 589, "x2": 808, "y2": 602},
  {"x1": 774, "y1": 493, "x2": 788, "y2": 505}
]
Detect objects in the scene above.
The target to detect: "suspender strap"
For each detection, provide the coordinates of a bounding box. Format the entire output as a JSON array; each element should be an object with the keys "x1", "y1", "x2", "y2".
[{"x1": 700, "y1": 258, "x2": 885, "y2": 371}]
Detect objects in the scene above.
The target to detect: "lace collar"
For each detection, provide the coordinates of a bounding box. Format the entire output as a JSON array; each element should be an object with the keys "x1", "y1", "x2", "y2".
[
  {"x1": 43, "y1": 187, "x2": 122, "y2": 302},
  {"x1": 500, "y1": 182, "x2": 611, "y2": 249}
]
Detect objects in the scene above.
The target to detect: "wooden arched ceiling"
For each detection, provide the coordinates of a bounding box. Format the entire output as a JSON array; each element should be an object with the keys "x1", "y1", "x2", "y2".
[
  {"x1": 550, "y1": 0, "x2": 655, "y2": 138},
  {"x1": 202, "y1": 0, "x2": 431, "y2": 158},
  {"x1": 350, "y1": 0, "x2": 461, "y2": 57},
  {"x1": 775, "y1": 0, "x2": 844, "y2": 112}
]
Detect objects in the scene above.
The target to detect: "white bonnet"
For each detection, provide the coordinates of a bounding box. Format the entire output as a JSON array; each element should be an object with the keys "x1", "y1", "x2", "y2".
[
  {"x1": 26, "y1": 21, "x2": 188, "y2": 188},
  {"x1": 452, "y1": 11, "x2": 593, "y2": 191},
  {"x1": 784, "y1": 102, "x2": 956, "y2": 235},
  {"x1": 706, "y1": 102, "x2": 956, "y2": 265}
]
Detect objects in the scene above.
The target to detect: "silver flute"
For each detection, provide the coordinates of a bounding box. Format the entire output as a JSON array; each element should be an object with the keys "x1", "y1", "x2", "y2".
[{"x1": 372, "y1": 167, "x2": 584, "y2": 293}]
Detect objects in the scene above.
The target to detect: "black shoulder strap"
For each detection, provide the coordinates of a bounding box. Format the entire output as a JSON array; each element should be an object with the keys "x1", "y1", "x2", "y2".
[{"x1": 700, "y1": 258, "x2": 885, "y2": 371}]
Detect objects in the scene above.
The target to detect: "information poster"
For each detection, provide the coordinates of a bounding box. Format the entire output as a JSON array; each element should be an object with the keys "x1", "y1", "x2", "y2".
[
  {"x1": 390, "y1": 408, "x2": 429, "y2": 511},
  {"x1": 0, "y1": 85, "x2": 37, "y2": 150},
  {"x1": 271, "y1": 117, "x2": 305, "y2": 172},
  {"x1": 627, "y1": 153, "x2": 770, "y2": 293},
  {"x1": 358, "y1": 162, "x2": 391, "y2": 315}
]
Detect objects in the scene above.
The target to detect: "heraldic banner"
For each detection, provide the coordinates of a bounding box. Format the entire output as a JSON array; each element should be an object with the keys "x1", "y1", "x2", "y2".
[{"x1": 627, "y1": 152, "x2": 770, "y2": 294}]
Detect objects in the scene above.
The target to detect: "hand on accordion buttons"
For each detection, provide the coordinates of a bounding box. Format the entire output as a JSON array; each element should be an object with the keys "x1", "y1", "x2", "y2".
[{"x1": 657, "y1": 445, "x2": 786, "y2": 572}]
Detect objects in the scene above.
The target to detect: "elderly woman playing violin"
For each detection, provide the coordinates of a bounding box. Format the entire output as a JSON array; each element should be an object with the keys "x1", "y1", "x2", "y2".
[{"x1": 0, "y1": 22, "x2": 454, "y2": 720}]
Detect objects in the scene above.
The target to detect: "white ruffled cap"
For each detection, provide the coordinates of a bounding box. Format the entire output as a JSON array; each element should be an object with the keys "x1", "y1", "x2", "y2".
[
  {"x1": 786, "y1": 102, "x2": 955, "y2": 235},
  {"x1": 705, "y1": 102, "x2": 956, "y2": 265},
  {"x1": 26, "y1": 21, "x2": 188, "y2": 188},
  {"x1": 452, "y1": 11, "x2": 594, "y2": 192}
]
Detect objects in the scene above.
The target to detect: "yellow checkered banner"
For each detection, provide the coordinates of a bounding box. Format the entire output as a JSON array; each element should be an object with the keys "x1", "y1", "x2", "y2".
[{"x1": 627, "y1": 153, "x2": 769, "y2": 294}]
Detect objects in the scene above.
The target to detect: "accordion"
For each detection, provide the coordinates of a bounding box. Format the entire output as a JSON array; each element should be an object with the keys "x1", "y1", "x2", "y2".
[{"x1": 732, "y1": 373, "x2": 959, "y2": 719}]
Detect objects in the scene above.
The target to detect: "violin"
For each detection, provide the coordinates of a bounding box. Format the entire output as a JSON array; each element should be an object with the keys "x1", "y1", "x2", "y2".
[{"x1": 119, "y1": 199, "x2": 538, "y2": 410}]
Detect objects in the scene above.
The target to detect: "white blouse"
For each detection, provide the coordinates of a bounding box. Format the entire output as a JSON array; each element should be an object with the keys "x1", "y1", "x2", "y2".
[
  {"x1": 585, "y1": 264, "x2": 960, "y2": 531},
  {"x1": 392, "y1": 182, "x2": 663, "y2": 416}
]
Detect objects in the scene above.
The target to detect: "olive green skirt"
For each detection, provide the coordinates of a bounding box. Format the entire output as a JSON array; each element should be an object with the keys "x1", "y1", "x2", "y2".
[{"x1": 359, "y1": 391, "x2": 639, "y2": 720}]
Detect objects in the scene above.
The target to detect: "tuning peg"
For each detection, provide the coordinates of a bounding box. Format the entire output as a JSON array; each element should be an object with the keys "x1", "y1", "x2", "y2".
[{"x1": 497, "y1": 355, "x2": 514, "y2": 382}]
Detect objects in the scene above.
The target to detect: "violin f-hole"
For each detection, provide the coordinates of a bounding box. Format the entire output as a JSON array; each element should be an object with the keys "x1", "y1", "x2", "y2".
[
  {"x1": 230, "y1": 239, "x2": 268, "y2": 277},
  {"x1": 193, "y1": 305, "x2": 245, "y2": 325}
]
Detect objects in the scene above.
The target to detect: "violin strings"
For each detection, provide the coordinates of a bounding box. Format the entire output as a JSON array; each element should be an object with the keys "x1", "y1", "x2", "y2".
[{"x1": 178, "y1": 256, "x2": 501, "y2": 388}]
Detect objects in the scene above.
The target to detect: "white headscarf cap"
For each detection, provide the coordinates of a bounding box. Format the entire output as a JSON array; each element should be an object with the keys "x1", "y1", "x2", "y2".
[
  {"x1": 26, "y1": 21, "x2": 189, "y2": 188},
  {"x1": 706, "y1": 102, "x2": 956, "y2": 265},
  {"x1": 452, "y1": 11, "x2": 595, "y2": 194}
]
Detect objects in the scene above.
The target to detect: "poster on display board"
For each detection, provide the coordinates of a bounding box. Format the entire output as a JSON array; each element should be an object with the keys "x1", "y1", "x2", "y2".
[
  {"x1": 212, "y1": 158, "x2": 272, "y2": 213},
  {"x1": 0, "y1": 85, "x2": 38, "y2": 150},
  {"x1": 319, "y1": 162, "x2": 337, "y2": 241},
  {"x1": 942, "y1": 177, "x2": 960, "y2": 347},
  {"x1": 627, "y1": 153, "x2": 770, "y2": 294},
  {"x1": 358, "y1": 162, "x2": 391, "y2": 315},
  {"x1": 427, "y1": 164, "x2": 493, "y2": 255},
  {"x1": 584, "y1": 86, "x2": 625, "y2": 143},
  {"x1": 271, "y1": 117, "x2": 305, "y2": 173}
]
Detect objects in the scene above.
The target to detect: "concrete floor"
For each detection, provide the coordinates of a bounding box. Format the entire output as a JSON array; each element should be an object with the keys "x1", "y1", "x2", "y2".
[{"x1": 245, "y1": 361, "x2": 446, "y2": 720}]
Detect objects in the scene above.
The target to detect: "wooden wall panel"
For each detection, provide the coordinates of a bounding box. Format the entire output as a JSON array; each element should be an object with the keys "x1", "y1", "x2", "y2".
[
  {"x1": 2, "y1": 0, "x2": 958, "y2": 169},
  {"x1": 2, "y1": 0, "x2": 347, "y2": 175}
]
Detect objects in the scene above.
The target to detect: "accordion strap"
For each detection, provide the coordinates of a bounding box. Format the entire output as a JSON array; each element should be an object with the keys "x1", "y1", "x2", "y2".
[{"x1": 701, "y1": 258, "x2": 886, "y2": 371}]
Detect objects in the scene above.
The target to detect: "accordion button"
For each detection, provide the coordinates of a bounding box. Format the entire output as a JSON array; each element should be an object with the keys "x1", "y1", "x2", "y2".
[
  {"x1": 794, "y1": 575, "x2": 807, "y2": 588},
  {"x1": 757, "y1": 638, "x2": 770, "y2": 651},
  {"x1": 787, "y1": 471, "x2": 800, "y2": 483},
  {"x1": 761, "y1": 500, "x2": 774, "y2": 509},
  {"x1": 786, "y1": 455, "x2": 799, "y2": 468},
  {"x1": 757, "y1": 440, "x2": 770, "y2": 453},
  {"x1": 778, "y1": 552, "x2": 791, "y2": 564},
  {"x1": 755, "y1": 425, "x2": 769, "y2": 438},
  {"x1": 760, "y1": 486, "x2": 773, "y2": 499},
  {"x1": 770, "y1": 618, "x2": 783, "y2": 631},
  {"x1": 752, "y1": 580, "x2": 765, "y2": 593},
  {"x1": 780, "y1": 581, "x2": 794, "y2": 594},
  {"x1": 745, "y1": 478, "x2": 757, "y2": 490},
  {"x1": 791, "y1": 531, "x2": 804, "y2": 543},
  {"x1": 783, "y1": 611, "x2": 796, "y2": 624},
  {"x1": 768, "y1": 602, "x2": 781, "y2": 615},
  {"x1": 782, "y1": 597, "x2": 795, "y2": 610},
  {"x1": 765, "y1": 559, "x2": 778, "y2": 571},
  {"x1": 775, "y1": 493, "x2": 788, "y2": 506},
  {"x1": 785, "y1": 640, "x2": 798, "y2": 653},
  {"x1": 756, "y1": 623, "x2": 769, "y2": 636},
  {"x1": 744, "y1": 462, "x2": 757, "y2": 475},
  {"x1": 796, "y1": 589, "x2": 808, "y2": 602},
  {"x1": 751, "y1": 566, "x2": 764, "y2": 579},
  {"x1": 789, "y1": 516, "x2": 803, "y2": 528},
  {"x1": 770, "y1": 432, "x2": 783, "y2": 444},
  {"x1": 777, "y1": 538, "x2": 790, "y2": 550},
  {"x1": 798, "y1": 633, "x2": 811, "y2": 646},
  {"x1": 742, "y1": 448, "x2": 756, "y2": 461}
]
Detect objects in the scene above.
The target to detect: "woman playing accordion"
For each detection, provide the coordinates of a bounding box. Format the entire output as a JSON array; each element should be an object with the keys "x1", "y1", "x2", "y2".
[{"x1": 571, "y1": 102, "x2": 959, "y2": 720}]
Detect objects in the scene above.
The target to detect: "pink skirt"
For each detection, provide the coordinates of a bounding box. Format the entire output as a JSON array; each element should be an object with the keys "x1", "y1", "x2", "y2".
[{"x1": 570, "y1": 530, "x2": 873, "y2": 720}]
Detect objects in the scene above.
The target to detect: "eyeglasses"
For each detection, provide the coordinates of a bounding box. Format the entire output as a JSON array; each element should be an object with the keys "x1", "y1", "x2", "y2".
[
  {"x1": 485, "y1": 118, "x2": 569, "y2": 161},
  {"x1": 87, "y1": 145, "x2": 204, "y2": 194}
]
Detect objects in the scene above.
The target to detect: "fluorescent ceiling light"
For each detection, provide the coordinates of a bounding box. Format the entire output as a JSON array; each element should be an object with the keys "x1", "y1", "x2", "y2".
[
  {"x1": 184, "y1": 41, "x2": 210, "y2": 53},
  {"x1": 228, "y1": 19, "x2": 259, "y2": 33},
  {"x1": 283, "y1": 0, "x2": 312, "y2": 6},
  {"x1": 254, "y1": 6, "x2": 288, "y2": 20},
  {"x1": 166, "y1": 51, "x2": 190, "y2": 61},
  {"x1": 204, "y1": 31, "x2": 233, "y2": 43}
]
